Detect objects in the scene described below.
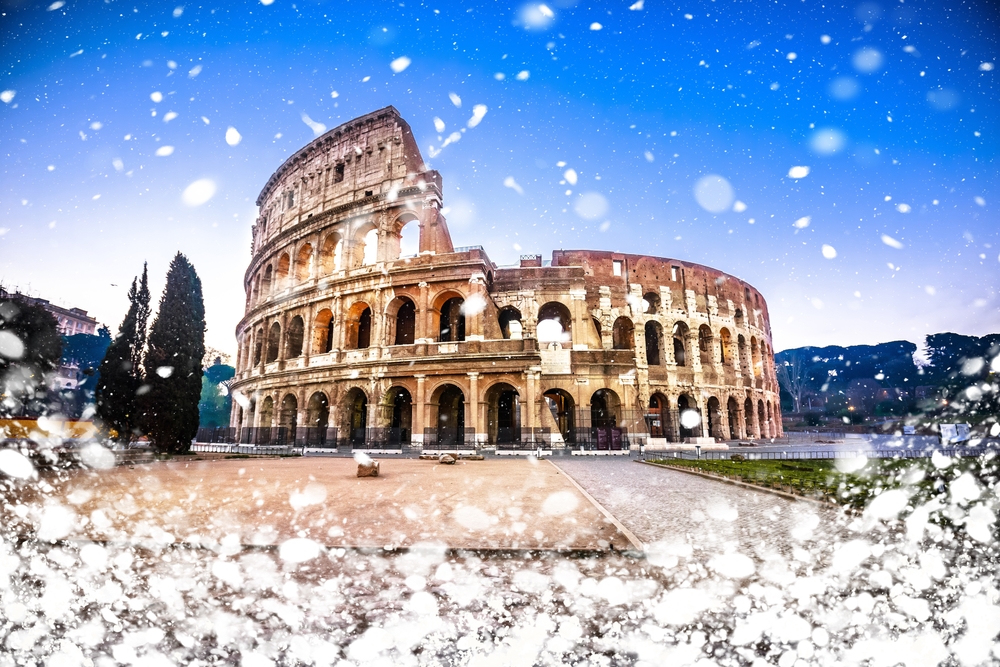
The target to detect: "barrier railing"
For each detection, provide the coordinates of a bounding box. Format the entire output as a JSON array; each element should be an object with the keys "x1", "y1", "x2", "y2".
[{"x1": 650, "y1": 444, "x2": 997, "y2": 461}]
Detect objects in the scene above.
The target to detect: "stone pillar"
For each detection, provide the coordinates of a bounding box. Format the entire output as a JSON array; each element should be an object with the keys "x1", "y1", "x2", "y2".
[
  {"x1": 465, "y1": 275, "x2": 486, "y2": 340},
  {"x1": 259, "y1": 319, "x2": 269, "y2": 372},
  {"x1": 525, "y1": 371, "x2": 536, "y2": 430},
  {"x1": 569, "y1": 288, "x2": 588, "y2": 350},
  {"x1": 333, "y1": 295, "x2": 345, "y2": 352},
  {"x1": 719, "y1": 405, "x2": 730, "y2": 441},
  {"x1": 417, "y1": 282, "x2": 431, "y2": 343},
  {"x1": 414, "y1": 375, "x2": 426, "y2": 443},
  {"x1": 689, "y1": 330, "x2": 702, "y2": 373},
  {"x1": 303, "y1": 308, "x2": 314, "y2": 361},
  {"x1": 467, "y1": 372, "x2": 479, "y2": 441}
]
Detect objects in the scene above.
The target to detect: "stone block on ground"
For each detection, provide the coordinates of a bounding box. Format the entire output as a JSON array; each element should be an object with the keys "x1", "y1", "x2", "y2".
[
  {"x1": 438, "y1": 454, "x2": 456, "y2": 465},
  {"x1": 357, "y1": 460, "x2": 380, "y2": 477}
]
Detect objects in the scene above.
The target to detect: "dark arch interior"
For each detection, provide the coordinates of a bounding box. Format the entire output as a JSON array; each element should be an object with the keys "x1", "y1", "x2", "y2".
[
  {"x1": 394, "y1": 299, "x2": 416, "y2": 345},
  {"x1": 437, "y1": 385, "x2": 465, "y2": 445},
  {"x1": 544, "y1": 389, "x2": 576, "y2": 444},
  {"x1": 439, "y1": 297, "x2": 465, "y2": 342}
]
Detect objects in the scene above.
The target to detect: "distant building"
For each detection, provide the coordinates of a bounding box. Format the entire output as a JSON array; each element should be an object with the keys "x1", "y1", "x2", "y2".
[{"x1": 0, "y1": 287, "x2": 100, "y2": 389}]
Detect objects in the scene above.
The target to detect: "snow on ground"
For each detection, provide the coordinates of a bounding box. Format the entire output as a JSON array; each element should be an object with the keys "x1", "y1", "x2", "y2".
[{"x1": 0, "y1": 454, "x2": 997, "y2": 665}]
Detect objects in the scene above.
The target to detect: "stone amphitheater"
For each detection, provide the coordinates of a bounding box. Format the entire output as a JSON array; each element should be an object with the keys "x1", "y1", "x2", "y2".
[{"x1": 229, "y1": 106, "x2": 782, "y2": 450}]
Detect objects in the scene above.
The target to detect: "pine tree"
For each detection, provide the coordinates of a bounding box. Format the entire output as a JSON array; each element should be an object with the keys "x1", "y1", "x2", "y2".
[
  {"x1": 143, "y1": 253, "x2": 206, "y2": 453},
  {"x1": 95, "y1": 263, "x2": 150, "y2": 442}
]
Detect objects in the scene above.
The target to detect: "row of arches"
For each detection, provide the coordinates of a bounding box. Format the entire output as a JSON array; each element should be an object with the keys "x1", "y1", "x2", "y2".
[
  {"x1": 642, "y1": 321, "x2": 772, "y2": 377},
  {"x1": 244, "y1": 292, "x2": 461, "y2": 367},
  {"x1": 248, "y1": 218, "x2": 421, "y2": 307},
  {"x1": 241, "y1": 292, "x2": 775, "y2": 385},
  {"x1": 238, "y1": 381, "x2": 779, "y2": 445}
]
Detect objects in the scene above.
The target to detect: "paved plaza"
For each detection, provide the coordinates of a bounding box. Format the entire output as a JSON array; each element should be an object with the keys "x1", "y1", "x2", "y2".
[
  {"x1": 553, "y1": 458, "x2": 849, "y2": 561},
  {"x1": 32, "y1": 457, "x2": 635, "y2": 551}
]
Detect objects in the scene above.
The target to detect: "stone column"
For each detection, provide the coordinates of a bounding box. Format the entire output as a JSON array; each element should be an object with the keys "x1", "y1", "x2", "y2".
[
  {"x1": 417, "y1": 281, "x2": 431, "y2": 343},
  {"x1": 525, "y1": 371, "x2": 536, "y2": 430},
  {"x1": 333, "y1": 295, "x2": 345, "y2": 352},
  {"x1": 689, "y1": 330, "x2": 702, "y2": 373},
  {"x1": 467, "y1": 372, "x2": 479, "y2": 442},
  {"x1": 303, "y1": 308, "x2": 314, "y2": 362},
  {"x1": 413, "y1": 375, "x2": 426, "y2": 443},
  {"x1": 569, "y1": 288, "x2": 588, "y2": 350},
  {"x1": 465, "y1": 275, "x2": 486, "y2": 340}
]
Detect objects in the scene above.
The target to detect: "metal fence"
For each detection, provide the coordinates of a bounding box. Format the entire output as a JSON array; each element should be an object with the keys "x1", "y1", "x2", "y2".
[
  {"x1": 197, "y1": 427, "x2": 420, "y2": 449},
  {"x1": 651, "y1": 444, "x2": 996, "y2": 462},
  {"x1": 422, "y1": 427, "x2": 477, "y2": 450}
]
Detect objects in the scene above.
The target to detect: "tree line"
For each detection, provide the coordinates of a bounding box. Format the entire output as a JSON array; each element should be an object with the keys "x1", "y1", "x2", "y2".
[
  {"x1": 775, "y1": 334, "x2": 999, "y2": 426},
  {"x1": 94, "y1": 253, "x2": 206, "y2": 453},
  {"x1": 0, "y1": 253, "x2": 207, "y2": 454}
]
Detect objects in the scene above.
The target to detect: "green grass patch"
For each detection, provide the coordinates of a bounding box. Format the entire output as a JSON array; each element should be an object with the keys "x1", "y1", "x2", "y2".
[{"x1": 648, "y1": 454, "x2": 998, "y2": 511}]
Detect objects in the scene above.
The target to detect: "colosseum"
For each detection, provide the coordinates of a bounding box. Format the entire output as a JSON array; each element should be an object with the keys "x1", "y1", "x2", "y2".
[{"x1": 228, "y1": 106, "x2": 782, "y2": 451}]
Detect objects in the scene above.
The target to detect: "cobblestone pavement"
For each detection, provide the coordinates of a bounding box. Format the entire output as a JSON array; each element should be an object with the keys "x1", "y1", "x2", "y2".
[{"x1": 551, "y1": 458, "x2": 850, "y2": 561}]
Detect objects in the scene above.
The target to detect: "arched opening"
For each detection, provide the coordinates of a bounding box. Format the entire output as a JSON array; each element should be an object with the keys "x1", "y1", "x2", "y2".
[
  {"x1": 720, "y1": 328, "x2": 732, "y2": 365},
  {"x1": 591, "y1": 389, "x2": 622, "y2": 450},
  {"x1": 253, "y1": 328, "x2": 264, "y2": 365},
  {"x1": 744, "y1": 397, "x2": 756, "y2": 438},
  {"x1": 706, "y1": 396, "x2": 723, "y2": 440},
  {"x1": 392, "y1": 297, "x2": 416, "y2": 345},
  {"x1": 383, "y1": 387, "x2": 412, "y2": 444},
  {"x1": 280, "y1": 394, "x2": 298, "y2": 443},
  {"x1": 591, "y1": 389, "x2": 619, "y2": 427},
  {"x1": 436, "y1": 385, "x2": 465, "y2": 446},
  {"x1": 266, "y1": 322, "x2": 281, "y2": 363},
  {"x1": 612, "y1": 317, "x2": 634, "y2": 350},
  {"x1": 738, "y1": 334, "x2": 748, "y2": 371},
  {"x1": 362, "y1": 228, "x2": 379, "y2": 265},
  {"x1": 294, "y1": 244, "x2": 313, "y2": 283},
  {"x1": 486, "y1": 383, "x2": 520, "y2": 445},
  {"x1": 672, "y1": 322, "x2": 688, "y2": 366},
  {"x1": 261, "y1": 265, "x2": 273, "y2": 296},
  {"x1": 544, "y1": 389, "x2": 576, "y2": 444},
  {"x1": 251, "y1": 274, "x2": 260, "y2": 305},
  {"x1": 399, "y1": 220, "x2": 419, "y2": 258},
  {"x1": 313, "y1": 309, "x2": 334, "y2": 354},
  {"x1": 644, "y1": 321, "x2": 662, "y2": 366},
  {"x1": 320, "y1": 234, "x2": 343, "y2": 275},
  {"x1": 751, "y1": 337, "x2": 762, "y2": 378},
  {"x1": 344, "y1": 388, "x2": 368, "y2": 446},
  {"x1": 766, "y1": 401, "x2": 774, "y2": 438},
  {"x1": 699, "y1": 325, "x2": 714, "y2": 366},
  {"x1": 537, "y1": 301, "x2": 572, "y2": 344},
  {"x1": 498, "y1": 306, "x2": 523, "y2": 340},
  {"x1": 757, "y1": 400, "x2": 767, "y2": 438},
  {"x1": 646, "y1": 393, "x2": 669, "y2": 438},
  {"x1": 438, "y1": 296, "x2": 466, "y2": 342},
  {"x1": 678, "y1": 394, "x2": 699, "y2": 438},
  {"x1": 285, "y1": 316, "x2": 304, "y2": 358},
  {"x1": 275, "y1": 253, "x2": 290, "y2": 291},
  {"x1": 642, "y1": 291, "x2": 660, "y2": 315},
  {"x1": 727, "y1": 397, "x2": 740, "y2": 440},
  {"x1": 259, "y1": 396, "x2": 274, "y2": 429},
  {"x1": 306, "y1": 392, "x2": 330, "y2": 445},
  {"x1": 346, "y1": 302, "x2": 372, "y2": 349}
]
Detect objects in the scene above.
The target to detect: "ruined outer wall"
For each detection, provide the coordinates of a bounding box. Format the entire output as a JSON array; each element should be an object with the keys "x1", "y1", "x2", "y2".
[{"x1": 228, "y1": 107, "x2": 782, "y2": 446}]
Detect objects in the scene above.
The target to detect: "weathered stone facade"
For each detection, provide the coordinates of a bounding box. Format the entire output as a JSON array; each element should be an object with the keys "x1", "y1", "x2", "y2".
[{"x1": 230, "y1": 106, "x2": 782, "y2": 447}]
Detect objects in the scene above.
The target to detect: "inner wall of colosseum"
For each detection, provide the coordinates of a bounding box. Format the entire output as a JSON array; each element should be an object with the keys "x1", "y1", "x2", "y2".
[{"x1": 229, "y1": 106, "x2": 783, "y2": 449}]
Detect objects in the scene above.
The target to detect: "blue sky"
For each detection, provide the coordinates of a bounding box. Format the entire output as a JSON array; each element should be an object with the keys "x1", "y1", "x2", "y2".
[{"x1": 2, "y1": 0, "x2": 997, "y2": 358}]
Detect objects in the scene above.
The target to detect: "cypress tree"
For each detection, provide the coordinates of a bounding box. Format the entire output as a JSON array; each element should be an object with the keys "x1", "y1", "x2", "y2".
[
  {"x1": 143, "y1": 253, "x2": 205, "y2": 453},
  {"x1": 95, "y1": 264, "x2": 150, "y2": 442}
]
